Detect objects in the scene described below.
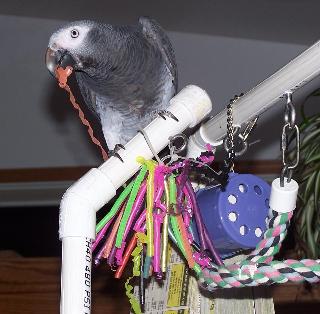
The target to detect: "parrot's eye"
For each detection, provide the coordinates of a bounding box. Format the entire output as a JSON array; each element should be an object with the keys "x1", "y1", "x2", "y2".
[{"x1": 71, "y1": 29, "x2": 79, "y2": 38}]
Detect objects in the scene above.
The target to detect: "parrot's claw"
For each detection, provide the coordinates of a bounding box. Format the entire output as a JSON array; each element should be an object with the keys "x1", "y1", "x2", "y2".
[
  {"x1": 109, "y1": 151, "x2": 124, "y2": 162},
  {"x1": 114, "y1": 143, "x2": 125, "y2": 151},
  {"x1": 110, "y1": 144, "x2": 125, "y2": 162},
  {"x1": 157, "y1": 110, "x2": 179, "y2": 122}
]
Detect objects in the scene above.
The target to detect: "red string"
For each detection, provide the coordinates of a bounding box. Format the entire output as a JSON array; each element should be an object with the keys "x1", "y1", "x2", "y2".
[{"x1": 55, "y1": 66, "x2": 108, "y2": 161}]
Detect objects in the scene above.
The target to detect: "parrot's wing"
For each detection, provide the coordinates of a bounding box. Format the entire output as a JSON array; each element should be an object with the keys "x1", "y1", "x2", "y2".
[
  {"x1": 75, "y1": 74, "x2": 99, "y2": 118},
  {"x1": 139, "y1": 16, "x2": 178, "y2": 93}
]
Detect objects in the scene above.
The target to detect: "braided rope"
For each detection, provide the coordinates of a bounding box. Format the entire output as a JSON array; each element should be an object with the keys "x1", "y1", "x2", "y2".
[
  {"x1": 200, "y1": 259, "x2": 320, "y2": 291},
  {"x1": 197, "y1": 210, "x2": 320, "y2": 290},
  {"x1": 245, "y1": 211, "x2": 293, "y2": 263}
]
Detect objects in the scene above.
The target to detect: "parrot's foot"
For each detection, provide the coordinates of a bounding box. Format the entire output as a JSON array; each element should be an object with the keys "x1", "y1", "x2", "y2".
[
  {"x1": 157, "y1": 110, "x2": 179, "y2": 122},
  {"x1": 109, "y1": 144, "x2": 125, "y2": 162}
]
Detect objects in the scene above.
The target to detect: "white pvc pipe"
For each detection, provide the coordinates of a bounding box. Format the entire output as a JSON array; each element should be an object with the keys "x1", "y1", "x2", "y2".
[
  {"x1": 189, "y1": 39, "x2": 320, "y2": 150},
  {"x1": 59, "y1": 85, "x2": 212, "y2": 314},
  {"x1": 61, "y1": 237, "x2": 92, "y2": 314},
  {"x1": 269, "y1": 178, "x2": 299, "y2": 213}
]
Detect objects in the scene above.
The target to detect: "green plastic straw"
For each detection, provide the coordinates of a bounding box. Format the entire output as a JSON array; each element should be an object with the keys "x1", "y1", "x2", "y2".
[
  {"x1": 168, "y1": 175, "x2": 186, "y2": 254},
  {"x1": 96, "y1": 180, "x2": 134, "y2": 233},
  {"x1": 168, "y1": 175, "x2": 202, "y2": 276},
  {"x1": 115, "y1": 165, "x2": 148, "y2": 248}
]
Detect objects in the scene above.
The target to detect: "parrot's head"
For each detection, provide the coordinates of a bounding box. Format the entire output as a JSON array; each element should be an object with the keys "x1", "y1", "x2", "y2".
[{"x1": 46, "y1": 20, "x2": 108, "y2": 77}]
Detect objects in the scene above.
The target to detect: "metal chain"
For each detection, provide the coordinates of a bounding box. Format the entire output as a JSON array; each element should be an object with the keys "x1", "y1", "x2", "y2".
[
  {"x1": 226, "y1": 102, "x2": 236, "y2": 171},
  {"x1": 224, "y1": 94, "x2": 247, "y2": 171},
  {"x1": 224, "y1": 93, "x2": 259, "y2": 159},
  {"x1": 280, "y1": 91, "x2": 300, "y2": 187}
]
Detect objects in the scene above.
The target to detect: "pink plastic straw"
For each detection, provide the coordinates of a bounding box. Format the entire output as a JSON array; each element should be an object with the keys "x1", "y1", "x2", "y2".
[
  {"x1": 92, "y1": 217, "x2": 115, "y2": 252},
  {"x1": 134, "y1": 210, "x2": 147, "y2": 233},
  {"x1": 123, "y1": 183, "x2": 147, "y2": 241}
]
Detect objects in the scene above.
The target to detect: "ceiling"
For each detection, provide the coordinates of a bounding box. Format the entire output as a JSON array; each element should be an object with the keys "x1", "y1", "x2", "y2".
[{"x1": 1, "y1": 0, "x2": 320, "y2": 45}]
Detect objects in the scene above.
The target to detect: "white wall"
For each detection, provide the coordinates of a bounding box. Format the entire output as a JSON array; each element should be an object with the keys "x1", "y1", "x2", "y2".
[{"x1": 0, "y1": 14, "x2": 313, "y2": 169}]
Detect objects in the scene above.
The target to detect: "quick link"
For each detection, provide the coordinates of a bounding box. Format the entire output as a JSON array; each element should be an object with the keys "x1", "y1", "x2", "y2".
[{"x1": 280, "y1": 92, "x2": 300, "y2": 187}]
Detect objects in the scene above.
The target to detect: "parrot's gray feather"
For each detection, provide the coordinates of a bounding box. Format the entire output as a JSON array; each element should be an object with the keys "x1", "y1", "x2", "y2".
[
  {"x1": 75, "y1": 75, "x2": 98, "y2": 118},
  {"x1": 48, "y1": 18, "x2": 178, "y2": 150},
  {"x1": 139, "y1": 17, "x2": 178, "y2": 93}
]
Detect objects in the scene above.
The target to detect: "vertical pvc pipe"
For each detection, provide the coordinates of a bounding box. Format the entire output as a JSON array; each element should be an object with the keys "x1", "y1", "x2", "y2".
[{"x1": 61, "y1": 237, "x2": 93, "y2": 314}]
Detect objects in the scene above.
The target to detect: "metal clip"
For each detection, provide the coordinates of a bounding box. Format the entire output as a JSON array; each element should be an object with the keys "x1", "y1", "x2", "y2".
[
  {"x1": 281, "y1": 123, "x2": 300, "y2": 170},
  {"x1": 238, "y1": 116, "x2": 259, "y2": 143},
  {"x1": 279, "y1": 92, "x2": 300, "y2": 187},
  {"x1": 224, "y1": 116, "x2": 258, "y2": 157},
  {"x1": 168, "y1": 133, "x2": 188, "y2": 154}
]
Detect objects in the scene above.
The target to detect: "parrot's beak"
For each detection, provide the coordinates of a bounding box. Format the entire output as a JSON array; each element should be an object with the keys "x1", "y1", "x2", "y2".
[{"x1": 45, "y1": 47, "x2": 76, "y2": 77}]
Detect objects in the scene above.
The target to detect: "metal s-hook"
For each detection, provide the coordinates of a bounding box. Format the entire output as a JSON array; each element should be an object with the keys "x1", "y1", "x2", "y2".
[{"x1": 284, "y1": 91, "x2": 296, "y2": 129}]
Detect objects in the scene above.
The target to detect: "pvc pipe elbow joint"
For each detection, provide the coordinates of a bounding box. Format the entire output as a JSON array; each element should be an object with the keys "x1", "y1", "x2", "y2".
[{"x1": 59, "y1": 168, "x2": 116, "y2": 239}]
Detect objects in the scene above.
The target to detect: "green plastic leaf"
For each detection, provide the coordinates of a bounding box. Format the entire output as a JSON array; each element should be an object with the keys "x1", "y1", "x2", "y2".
[
  {"x1": 306, "y1": 153, "x2": 320, "y2": 165},
  {"x1": 301, "y1": 128, "x2": 320, "y2": 149},
  {"x1": 304, "y1": 144, "x2": 319, "y2": 161},
  {"x1": 299, "y1": 117, "x2": 320, "y2": 133},
  {"x1": 305, "y1": 197, "x2": 317, "y2": 258},
  {"x1": 304, "y1": 172, "x2": 317, "y2": 201},
  {"x1": 314, "y1": 170, "x2": 320, "y2": 211}
]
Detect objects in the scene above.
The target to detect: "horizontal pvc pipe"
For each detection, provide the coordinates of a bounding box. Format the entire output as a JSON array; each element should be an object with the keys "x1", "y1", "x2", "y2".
[{"x1": 189, "y1": 39, "x2": 320, "y2": 149}]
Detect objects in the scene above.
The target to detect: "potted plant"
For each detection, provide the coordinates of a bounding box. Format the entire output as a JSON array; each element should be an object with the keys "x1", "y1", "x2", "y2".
[{"x1": 291, "y1": 93, "x2": 320, "y2": 259}]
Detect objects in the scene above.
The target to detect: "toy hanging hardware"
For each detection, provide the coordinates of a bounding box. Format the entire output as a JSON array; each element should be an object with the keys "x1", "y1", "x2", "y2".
[
  {"x1": 223, "y1": 94, "x2": 259, "y2": 159},
  {"x1": 194, "y1": 94, "x2": 259, "y2": 190},
  {"x1": 280, "y1": 91, "x2": 300, "y2": 187},
  {"x1": 55, "y1": 66, "x2": 109, "y2": 161}
]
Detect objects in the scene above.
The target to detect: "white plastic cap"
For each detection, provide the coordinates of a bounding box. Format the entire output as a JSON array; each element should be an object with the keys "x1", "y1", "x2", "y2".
[{"x1": 269, "y1": 177, "x2": 299, "y2": 213}]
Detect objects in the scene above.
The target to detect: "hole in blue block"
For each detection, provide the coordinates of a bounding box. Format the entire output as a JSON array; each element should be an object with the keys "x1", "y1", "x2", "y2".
[
  {"x1": 239, "y1": 225, "x2": 248, "y2": 235},
  {"x1": 254, "y1": 185, "x2": 262, "y2": 195},
  {"x1": 238, "y1": 184, "x2": 247, "y2": 193}
]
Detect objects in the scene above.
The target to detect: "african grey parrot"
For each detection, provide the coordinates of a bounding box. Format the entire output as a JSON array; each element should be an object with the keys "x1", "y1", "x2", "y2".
[{"x1": 46, "y1": 17, "x2": 178, "y2": 155}]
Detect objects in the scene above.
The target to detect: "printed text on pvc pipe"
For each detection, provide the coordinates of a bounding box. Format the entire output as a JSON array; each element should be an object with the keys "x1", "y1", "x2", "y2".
[{"x1": 83, "y1": 238, "x2": 92, "y2": 313}]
